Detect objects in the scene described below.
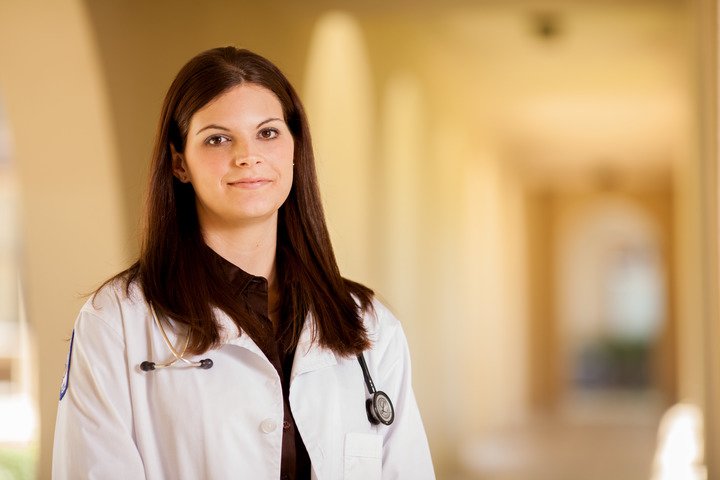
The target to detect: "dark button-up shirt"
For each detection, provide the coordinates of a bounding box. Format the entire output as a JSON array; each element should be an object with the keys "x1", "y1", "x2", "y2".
[{"x1": 210, "y1": 248, "x2": 311, "y2": 480}]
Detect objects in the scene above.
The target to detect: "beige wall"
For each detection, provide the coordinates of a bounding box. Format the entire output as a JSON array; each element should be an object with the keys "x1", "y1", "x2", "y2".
[
  {"x1": 693, "y1": 0, "x2": 720, "y2": 468},
  {"x1": 303, "y1": 11, "x2": 375, "y2": 284},
  {"x1": 0, "y1": 1, "x2": 128, "y2": 477}
]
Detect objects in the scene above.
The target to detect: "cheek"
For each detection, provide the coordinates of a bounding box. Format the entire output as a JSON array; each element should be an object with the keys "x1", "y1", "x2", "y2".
[
  {"x1": 271, "y1": 138, "x2": 294, "y2": 164},
  {"x1": 279, "y1": 161, "x2": 294, "y2": 195},
  {"x1": 278, "y1": 148, "x2": 294, "y2": 199},
  {"x1": 186, "y1": 153, "x2": 225, "y2": 182},
  {"x1": 273, "y1": 141, "x2": 295, "y2": 174}
]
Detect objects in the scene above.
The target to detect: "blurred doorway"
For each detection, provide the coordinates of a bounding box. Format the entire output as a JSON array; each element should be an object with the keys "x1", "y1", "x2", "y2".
[{"x1": 529, "y1": 190, "x2": 675, "y2": 409}]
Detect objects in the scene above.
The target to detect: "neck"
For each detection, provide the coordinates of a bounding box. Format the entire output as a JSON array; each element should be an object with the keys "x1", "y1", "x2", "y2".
[{"x1": 201, "y1": 215, "x2": 279, "y2": 285}]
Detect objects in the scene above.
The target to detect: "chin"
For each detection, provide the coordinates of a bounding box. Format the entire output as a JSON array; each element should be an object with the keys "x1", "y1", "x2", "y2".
[{"x1": 230, "y1": 207, "x2": 280, "y2": 225}]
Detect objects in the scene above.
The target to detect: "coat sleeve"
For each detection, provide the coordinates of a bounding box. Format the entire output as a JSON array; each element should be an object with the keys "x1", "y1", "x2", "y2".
[
  {"x1": 52, "y1": 302, "x2": 146, "y2": 480},
  {"x1": 374, "y1": 306, "x2": 435, "y2": 479}
]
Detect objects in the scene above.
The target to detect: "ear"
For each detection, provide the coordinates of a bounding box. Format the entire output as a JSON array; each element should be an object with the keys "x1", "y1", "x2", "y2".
[{"x1": 170, "y1": 144, "x2": 190, "y2": 183}]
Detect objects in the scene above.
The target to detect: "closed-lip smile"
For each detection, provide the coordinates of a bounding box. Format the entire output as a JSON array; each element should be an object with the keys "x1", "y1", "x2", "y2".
[{"x1": 228, "y1": 177, "x2": 273, "y2": 189}]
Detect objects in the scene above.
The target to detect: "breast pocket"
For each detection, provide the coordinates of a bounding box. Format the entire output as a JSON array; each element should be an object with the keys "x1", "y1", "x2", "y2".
[{"x1": 343, "y1": 432, "x2": 382, "y2": 480}]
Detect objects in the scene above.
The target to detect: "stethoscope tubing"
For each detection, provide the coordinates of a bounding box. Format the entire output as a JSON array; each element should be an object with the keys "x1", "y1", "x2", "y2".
[
  {"x1": 139, "y1": 302, "x2": 393, "y2": 424},
  {"x1": 139, "y1": 303, "x2": 212, "y2": 371}
]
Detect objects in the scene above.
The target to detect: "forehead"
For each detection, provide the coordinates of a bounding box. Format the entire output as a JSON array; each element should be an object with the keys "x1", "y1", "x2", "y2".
[{"x1": 191, "y1": 84, "x2": 284, "y2": 125}]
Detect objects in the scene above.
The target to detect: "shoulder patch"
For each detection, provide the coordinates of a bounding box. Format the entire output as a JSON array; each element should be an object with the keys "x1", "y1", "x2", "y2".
[{"x1": 59, "y1": 330, "x2": 75, "y2": 401}]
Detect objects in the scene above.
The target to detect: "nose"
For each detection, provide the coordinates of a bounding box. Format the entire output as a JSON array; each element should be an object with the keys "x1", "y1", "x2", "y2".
[{"x1": 233, "y1": 139, "x2": 262, "y2": 166}]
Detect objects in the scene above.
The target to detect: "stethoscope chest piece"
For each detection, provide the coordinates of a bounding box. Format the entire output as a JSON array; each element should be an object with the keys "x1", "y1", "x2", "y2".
[
  {"x1": 358, "y1": 352, "x2": 395, "y2": 426},
  {"x1": 366, "y1": 390, "x2": 395, "y2": 426}
]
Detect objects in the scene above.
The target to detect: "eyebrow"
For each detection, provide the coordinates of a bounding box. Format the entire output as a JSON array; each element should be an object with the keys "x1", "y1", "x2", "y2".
[{"x1": 195, "y1": 118, "x2": 284, "y2": 136}]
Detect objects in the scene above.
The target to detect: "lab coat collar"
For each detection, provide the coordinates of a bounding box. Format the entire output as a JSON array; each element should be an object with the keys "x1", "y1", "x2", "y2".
[
  {"x1": 291, "y1": 314, "x2": 338, "y2": 382},
  {"x1": 214, "y1": 307, "x2": 337, "y2": 379},
  {"x1": 214, "y1": 308, "x2": 267, "y2": 360}
]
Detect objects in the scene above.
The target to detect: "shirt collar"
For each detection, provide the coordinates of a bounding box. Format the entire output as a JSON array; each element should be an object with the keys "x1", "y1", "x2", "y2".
[{"x1": 203, "y1": 243, "x2": 267, "y2": 293}]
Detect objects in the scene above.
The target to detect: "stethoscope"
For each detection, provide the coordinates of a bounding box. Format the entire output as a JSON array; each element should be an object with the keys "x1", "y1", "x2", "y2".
[{"x1": 139, "y1": 303, "x2": 395, "y2": 426}]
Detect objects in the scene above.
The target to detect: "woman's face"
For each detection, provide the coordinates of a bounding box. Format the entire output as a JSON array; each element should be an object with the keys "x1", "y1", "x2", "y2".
[{"x1": 172, "y1": 83, "x2": 294, "y2": 231}]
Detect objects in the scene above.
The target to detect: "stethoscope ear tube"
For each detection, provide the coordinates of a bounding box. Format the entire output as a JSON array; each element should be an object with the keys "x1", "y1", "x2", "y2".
[
  {"x1": 139, "y1": 303, "x2": 214, "y2": 372},
  {"x1": 140, "y1": 357, "x2": 213, "y2": 372},
  {"x1": 357, "y1": 354, "x2": 395, "y2": 425},
  {"x1": 140, "y1": 361, "x2": 156, "y2": 371}
]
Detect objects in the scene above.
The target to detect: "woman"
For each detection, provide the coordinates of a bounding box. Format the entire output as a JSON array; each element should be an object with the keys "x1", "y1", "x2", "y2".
[{"x1": 52, "y1": 47, "x2": 434, "y2": 480}]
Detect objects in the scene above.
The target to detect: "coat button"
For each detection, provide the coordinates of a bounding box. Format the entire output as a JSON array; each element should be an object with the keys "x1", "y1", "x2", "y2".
[{"x1": 260, "y1": 418, "x2": 277, "y2": 434}]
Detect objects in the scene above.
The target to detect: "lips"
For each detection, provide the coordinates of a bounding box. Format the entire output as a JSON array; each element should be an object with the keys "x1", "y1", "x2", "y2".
[{"x1": 228, "y1": 177, "x2": 273, "y2": 189}]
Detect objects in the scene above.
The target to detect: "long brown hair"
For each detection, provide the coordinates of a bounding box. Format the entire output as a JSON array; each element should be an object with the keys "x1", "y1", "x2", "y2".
[{"x1": 108, "y1": 47, "x2": 372, "y2": 356}]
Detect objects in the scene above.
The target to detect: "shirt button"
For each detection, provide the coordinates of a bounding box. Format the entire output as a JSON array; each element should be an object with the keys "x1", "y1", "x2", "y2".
[
  {"x1": 283, "y1": 420, "x2": 291, "y2": 430},
  {"x1": 260, "y1": 418, "x2": 277, "y2": 434}
]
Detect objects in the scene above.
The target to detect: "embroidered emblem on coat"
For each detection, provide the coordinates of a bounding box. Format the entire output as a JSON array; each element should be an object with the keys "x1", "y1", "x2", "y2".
[{"x1": 59, "y1": 330, "x2": 75, "y2": 401}]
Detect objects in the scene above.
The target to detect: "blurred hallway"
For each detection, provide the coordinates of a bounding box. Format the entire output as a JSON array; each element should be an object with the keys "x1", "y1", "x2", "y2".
[{"x1": 0, "y1": 0, "x2": 718, "y2": 478}]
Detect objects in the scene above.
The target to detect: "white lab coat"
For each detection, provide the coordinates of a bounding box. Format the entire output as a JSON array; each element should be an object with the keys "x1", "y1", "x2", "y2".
[{"x1": 52, "y1": 280, "x2": 435, "y2": 479}]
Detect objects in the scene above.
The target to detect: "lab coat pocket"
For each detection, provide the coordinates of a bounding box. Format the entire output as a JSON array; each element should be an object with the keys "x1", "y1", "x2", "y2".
[{"x1": 343, "y1": 432, "x2": 382, "y2": 480}]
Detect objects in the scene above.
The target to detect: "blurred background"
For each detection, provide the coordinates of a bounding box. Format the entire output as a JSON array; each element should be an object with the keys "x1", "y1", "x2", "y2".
[{"x1": 0, "y1": 0, "x2": 719, "y2": 478}]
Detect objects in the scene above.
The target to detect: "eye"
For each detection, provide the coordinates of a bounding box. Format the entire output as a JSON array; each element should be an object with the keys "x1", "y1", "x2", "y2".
[
  {"x1": 205, "y1": 135, "x2": 230, "y2": 146},
  {"x1": 258, "y1": 127, "x2": 279, "y2": 140}
]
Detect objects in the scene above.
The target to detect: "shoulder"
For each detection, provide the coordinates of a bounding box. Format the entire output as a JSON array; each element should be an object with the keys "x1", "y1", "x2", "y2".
[
  {"x1": 362, "y1": 297, "x2": 405, "y2": 356},
  {"x1": 77, "y1": 277, "x2": 146, "y2": 341},
  {"x1": 84, "y1": 276, "x2": 145, "y2": 316},
  {"x1": 359, "y1": 297, "x2": 417, "y2": 395}
]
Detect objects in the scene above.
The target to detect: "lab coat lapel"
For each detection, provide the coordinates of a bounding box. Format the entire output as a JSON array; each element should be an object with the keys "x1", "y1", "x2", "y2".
[
  {"x1": 213, "y1": 308, "x2": 267, "y2": 360},
  {"x1": 214, "y1": 307, "x2": 337, "y2": 377},
  {"x1": 291, "y1": 314, "x2": 338, "y2": 382},
  {"x1": 290, "y1": 315, "x2": 342, "y2": 480}
]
